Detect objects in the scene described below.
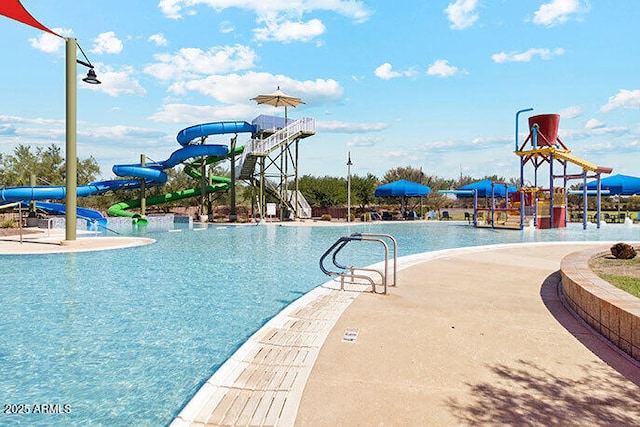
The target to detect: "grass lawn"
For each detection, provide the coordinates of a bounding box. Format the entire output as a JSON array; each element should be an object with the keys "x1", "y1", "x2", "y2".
[{"x1": 592, "y1": 257, "x2": 640, "y2": 298}]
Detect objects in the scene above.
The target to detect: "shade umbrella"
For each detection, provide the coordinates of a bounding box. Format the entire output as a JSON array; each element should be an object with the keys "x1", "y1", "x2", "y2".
[
  {"x1": 583, "y1": 174, "x2": 640, "y2": 218},
  {"x1": 457, "y1": 179, "x2": 517, "y2": 198},
  {"x1": 251, "y1": 86, "x2": 305, "y2": 123},
  {"x1": 375, "y1": 180, "x2": 432, "y2": 217},
  {"x1": 583, "y1": 174, "x2": 640, "y2": 195},
  {"x1": 374, "y1": 179, "x2": 432, "y2": 197}
]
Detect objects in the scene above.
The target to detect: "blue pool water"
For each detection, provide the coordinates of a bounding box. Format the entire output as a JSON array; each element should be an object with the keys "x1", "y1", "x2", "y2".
[{"x1": 1, "y1": 221, "x2": 639, "y2": 426}]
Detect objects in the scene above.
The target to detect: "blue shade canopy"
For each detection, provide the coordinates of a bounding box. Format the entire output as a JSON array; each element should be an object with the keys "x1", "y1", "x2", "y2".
[
  {"x1": 458, "y1": 179, "x2": 518, "y2": 198},
  {"x1": 583, "y1": 174, "x2": 640, "y2": 195},
  {"x1": 374, "y1": 180, "x2": 432, "y2": 197}
]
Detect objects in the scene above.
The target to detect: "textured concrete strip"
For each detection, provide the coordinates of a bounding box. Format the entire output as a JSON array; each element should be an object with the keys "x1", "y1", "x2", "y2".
[{"x1": 172, "y1": 287, "x2": 358, "y2": 426}]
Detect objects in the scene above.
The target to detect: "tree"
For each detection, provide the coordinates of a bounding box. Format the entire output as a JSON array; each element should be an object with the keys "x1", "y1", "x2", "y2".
[
  {"x1": 299, "y1": 175, "x2": 347, "y2": 207},
  {"x1": 0, "y1": 143, "x2": 100, "y2": 187},
  {"x1": 351, "y1": 173, "x2": 379, "y2": 209}
]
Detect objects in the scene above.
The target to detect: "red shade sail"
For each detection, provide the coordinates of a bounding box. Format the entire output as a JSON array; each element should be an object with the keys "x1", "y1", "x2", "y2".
[{"x1": 0, "y1": 0, "x2": 60, "y2": 37}]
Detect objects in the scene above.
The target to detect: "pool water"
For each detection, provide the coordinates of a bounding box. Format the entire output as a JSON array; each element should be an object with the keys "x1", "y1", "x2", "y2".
[{"x1": 1, "y1": 221, "x2": 639, "y2": 425}]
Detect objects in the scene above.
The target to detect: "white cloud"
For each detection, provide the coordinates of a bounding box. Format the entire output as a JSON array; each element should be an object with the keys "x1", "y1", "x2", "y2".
[
  {"x1": 148, "y1": 103, "x2": 257, "y2": 123},
  {"x1": 585, "y1": 118, "x2": 605, "y2": 129},
  {"x1": 375, "y1": 63, "x2": 401, "y2": 80},
  {"x1": 533, "y1": 0, "x2": 586, "y2": 27},
  {"x1": 600, "y1": 89, "x2": 640, "y2": 112},
  {"x1": 444, "y1": 0, "x2": 479, "y2": 30},
  {"x1": 492, "y1": 48, "x2": 565, "y2": 63},
  {"x1": 220, "y1": 21, "x2": 235, "y2": 34},
  {"x1": 144, "y1": 45, "x2": 257, "y2": 81},
  {"x1": 90, "y1": 125, "x2": 166, "y2": 140},
  {"x1": 317, "y1": 121, "x2": 388, "y2": 133},
  {"x1": 559, "y1": 106, "x2": 582, "y2": 119},
  {"x1": 83, "y1": 65, "x2": 146, "y2": 97},
  {"x1": 164, "y1": 71, "x2": 342, "y2": 106},
  {"x1": 148, "y1": 33, "x2": 168, "y2": 47},
  {"x1": 347, "y1": 136, "x2": 382, "y2": 147},
  {"x1": 427, "y1": 60, "x2": 459, "y2": 77},
  {"x1": 254, "y1": 18, "x2": 326, "y2": 43},
  {"x1": 374, "y1": 63, "x2": 416, "y2": 80},
  {"x1": 91, "y1": 32, "x2": 124, "y2": 55},
  {"x1": 28, "y1": 28, "x2": 72, "y2": 54},
  {"x1": 158, "y1": 0, "x2": 372, "y2": 24}
]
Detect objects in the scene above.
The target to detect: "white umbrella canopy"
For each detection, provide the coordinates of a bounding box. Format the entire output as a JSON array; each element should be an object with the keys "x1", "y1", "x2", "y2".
[{"x1": 251, "y1": 86, "x2": 304, "y2": 121}]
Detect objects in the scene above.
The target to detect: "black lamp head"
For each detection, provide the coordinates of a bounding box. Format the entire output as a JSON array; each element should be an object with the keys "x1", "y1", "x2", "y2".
[{"x1": 82, "y1": 68, "x2": 101, "y2": 85}]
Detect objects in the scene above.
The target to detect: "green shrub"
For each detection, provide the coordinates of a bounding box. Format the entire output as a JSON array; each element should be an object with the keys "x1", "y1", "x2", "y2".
[
  {"x1": 321, "y1": 214, "x2": 332, "y2": 221},
  {"x1": 0, "y1": 219, "x2": 18, "y2": 229}
]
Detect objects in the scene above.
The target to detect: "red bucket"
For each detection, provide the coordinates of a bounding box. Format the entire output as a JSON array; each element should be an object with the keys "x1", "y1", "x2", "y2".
[{"x1": 528, "y1": 114, "x2": 560, "y2": 146}]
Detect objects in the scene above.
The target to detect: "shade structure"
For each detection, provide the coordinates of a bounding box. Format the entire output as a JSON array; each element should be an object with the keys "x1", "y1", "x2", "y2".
[
  {"x1": 0, "y1": 0, "x2": 61, "y2": 36},
  {"x1": 457, "y1": 179, "x2": 517, "y2": 198},
  {"x1": 251, "y1": 86, "x2": 304, "y2": 123},
  {"x1": 374, "y1": 180, "x2": 432, "y2": 197},
  {"x1": 583, "y1": 174, "x2": 640, "y2": 195}
]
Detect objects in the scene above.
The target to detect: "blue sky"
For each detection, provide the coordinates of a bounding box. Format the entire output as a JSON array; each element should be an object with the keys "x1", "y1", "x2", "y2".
[{"x1": 0, "y1": 0, "x2": 638, "y2": 183}]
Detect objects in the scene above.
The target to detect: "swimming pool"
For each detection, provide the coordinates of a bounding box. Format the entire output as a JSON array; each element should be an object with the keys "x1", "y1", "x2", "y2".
[{"x1": 1, "y1": 221, "x2": 638, "y2": 425}]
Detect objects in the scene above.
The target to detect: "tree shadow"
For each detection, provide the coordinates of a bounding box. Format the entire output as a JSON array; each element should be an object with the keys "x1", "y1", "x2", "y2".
[
  {"x1": 445, "y1": 271, "x2": 640, "y2": 425},
  {"x1": 445, "y1": 359, "x2": 640, "y2": 425}
]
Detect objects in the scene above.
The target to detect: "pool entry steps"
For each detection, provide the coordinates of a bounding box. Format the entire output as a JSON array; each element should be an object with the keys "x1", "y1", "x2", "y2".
[{"x1": 319, "y1": 233, "x2": 397, "y2": 295}]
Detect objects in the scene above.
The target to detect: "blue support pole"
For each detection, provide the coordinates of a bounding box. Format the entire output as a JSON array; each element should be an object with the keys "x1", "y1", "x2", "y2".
[
  {"x1": 515, "y1": 108, "x2": 533, "y2": 151},
  {"x1": 582, "y1": 172, "x2": 588, "y2": 230},
  {"x1": 596, "y1": 173, "x2": 602, "y2": 229}
]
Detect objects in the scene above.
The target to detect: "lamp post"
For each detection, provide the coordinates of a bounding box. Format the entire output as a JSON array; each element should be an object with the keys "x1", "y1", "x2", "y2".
[
  {"x1": 65, "y1": 37, "x2": 100, "y2": 242},
  {"x1": 347, "y1": 152, "x2": 353, "y2": 223}
]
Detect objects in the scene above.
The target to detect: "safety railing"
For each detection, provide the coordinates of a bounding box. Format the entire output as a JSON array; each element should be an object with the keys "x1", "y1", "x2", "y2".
[{"x1": 319, "y1": 233, "x2": 397, "y2": 295}]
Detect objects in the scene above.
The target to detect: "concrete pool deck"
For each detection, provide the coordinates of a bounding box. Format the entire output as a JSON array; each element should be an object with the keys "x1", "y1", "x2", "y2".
[
  {"x1": 173, "y1": 241, "x2": 640, "y2": 426},
  {"x1": 0, "y1": 228, "x2": 154, "y2": 254}
]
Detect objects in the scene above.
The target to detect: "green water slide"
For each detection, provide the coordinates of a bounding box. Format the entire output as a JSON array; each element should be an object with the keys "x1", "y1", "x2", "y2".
[
  {"x1": 183, "y1": 145, "x2": 244, "y2": 179},
  {"x1": 107, "y1": 177, "x2": 231, "y2": 224}
]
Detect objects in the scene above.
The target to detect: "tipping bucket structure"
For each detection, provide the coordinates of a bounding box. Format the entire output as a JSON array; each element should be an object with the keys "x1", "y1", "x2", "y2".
[{"x1": 528, "y1": 114, "x2": 560, "y2": 146}]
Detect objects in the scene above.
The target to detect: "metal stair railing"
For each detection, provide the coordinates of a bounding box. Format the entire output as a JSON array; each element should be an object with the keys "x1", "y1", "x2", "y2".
[
  {"x1": 287, "y1": 189, "x2": 312, "y2": 218},
  {"x1": 319, "y1": 233, "x2": 397, "y2": 295},
  {"x1": 235, "y1": 117, "x2": 316, "y2": 179}
]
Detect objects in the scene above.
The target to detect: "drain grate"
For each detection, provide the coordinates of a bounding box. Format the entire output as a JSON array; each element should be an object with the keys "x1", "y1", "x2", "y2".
[{"x1": 342, "y1": 328, "x2": 359, "y2": 343}]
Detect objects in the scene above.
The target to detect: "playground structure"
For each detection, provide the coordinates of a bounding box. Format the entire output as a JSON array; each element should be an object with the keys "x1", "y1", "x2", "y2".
[
  {"x1": 468, "y1": 112, "x2": 612, "y2": 230},
  {"x1": 0, "y1": 114, "x2": 315, "y2": 228}
]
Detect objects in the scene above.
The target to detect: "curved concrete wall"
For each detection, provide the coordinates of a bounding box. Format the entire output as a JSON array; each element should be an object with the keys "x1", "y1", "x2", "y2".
[{"x1": 560, "y1": 248, "x2": 640, "y2": 363}]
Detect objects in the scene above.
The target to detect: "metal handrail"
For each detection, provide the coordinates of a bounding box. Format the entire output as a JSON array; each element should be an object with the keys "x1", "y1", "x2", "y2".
[{"x1": 319, "y1": 233, "x2": 397, "y2": 295}]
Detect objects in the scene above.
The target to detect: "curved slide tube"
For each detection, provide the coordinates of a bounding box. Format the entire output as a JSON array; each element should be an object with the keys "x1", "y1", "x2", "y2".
[
  {"x1": 108, "y1": 121, "x2": 255, "y2": 220},
  {"x1": 107, "y1": 177, "x2": 231, "y2": 219},
  {"x1": 176, "y1": 121, "x2": 255, "y2": 146}
]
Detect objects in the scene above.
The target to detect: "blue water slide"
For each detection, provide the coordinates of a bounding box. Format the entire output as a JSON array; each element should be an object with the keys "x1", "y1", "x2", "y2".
[
  {"x1": 176, "y1": 121, "x2": 256, "y2": 146},
  {"x1": 111, "y1": 144, "x2": 229, "y2": 184},
  {"x1": 0, "y1": 179, "x2": 139, "y2": 203},
  {"x1": 25, "y1": 201, "x2": 108, "y2": 229}
]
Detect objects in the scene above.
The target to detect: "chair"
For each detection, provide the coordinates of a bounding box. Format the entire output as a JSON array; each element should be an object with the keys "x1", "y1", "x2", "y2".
[{"x1": 442, "y1": 211, "x2": 451, "y2": 220}]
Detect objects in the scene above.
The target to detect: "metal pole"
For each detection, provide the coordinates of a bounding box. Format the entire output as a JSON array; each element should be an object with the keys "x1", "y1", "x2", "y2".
[
  {"x1": 230, "y1": 135, "x2": 237, "y2": 222},
  {"x1": 65, "y1": 37, "x2": 77, "y2": 241},
  {"x1": 140, "y1": 154, "x2": 146, "y2": 217},
  {"x1": 347, "y1": 152, "x2": 353, "y2": 222},
  {"x1": 515, "y1": 108, "x2": 533, "y2": 151},
  {"x1": 582, "y1": 171, "x2": 588, "y2": 229}
]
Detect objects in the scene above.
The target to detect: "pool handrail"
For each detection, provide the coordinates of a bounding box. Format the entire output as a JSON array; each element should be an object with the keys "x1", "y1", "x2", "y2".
[{"x1": 319, "y1": 233, "x2": 397, "y2": 295}]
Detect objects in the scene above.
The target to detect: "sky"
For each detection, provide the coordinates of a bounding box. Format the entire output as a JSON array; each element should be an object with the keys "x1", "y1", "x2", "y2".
[{"x1": 0, "y1": 0, "x2": 638, "y2": 184}]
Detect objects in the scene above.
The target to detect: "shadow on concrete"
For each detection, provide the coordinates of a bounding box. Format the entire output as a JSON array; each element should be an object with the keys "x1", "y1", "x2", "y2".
[
  {"x1": 445, "y1": 271, "x2": 640, "y2": 425},
  {"x1": 445, "y1": 359, "x2": 640, "y2": 425},
  {"x1": 541, "y1": 271, "x2": 640, "y2": 386}
]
